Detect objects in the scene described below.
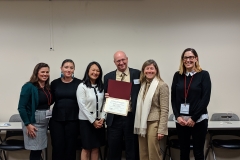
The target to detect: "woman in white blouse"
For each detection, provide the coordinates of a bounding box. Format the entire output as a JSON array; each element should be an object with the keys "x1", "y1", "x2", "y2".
[{"x1": 76, "y1": 61, "x2": 105, "y2": 160}]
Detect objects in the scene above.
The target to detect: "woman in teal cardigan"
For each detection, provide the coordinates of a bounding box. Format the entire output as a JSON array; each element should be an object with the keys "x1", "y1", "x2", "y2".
[{"x1": 18, "y1": 63, "x2": 52, "y2": 160}]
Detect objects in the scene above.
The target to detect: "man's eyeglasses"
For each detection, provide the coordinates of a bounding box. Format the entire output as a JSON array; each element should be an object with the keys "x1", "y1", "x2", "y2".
[
  {"x1": 183, "y1": 56, "x2": 195, "y2": 61},
  {"x1": 115, "y1": 58, "x2": 127, "y2": 64}
]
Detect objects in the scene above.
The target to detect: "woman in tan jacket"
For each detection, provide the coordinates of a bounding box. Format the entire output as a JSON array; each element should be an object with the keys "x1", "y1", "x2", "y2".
[{"x1": 134, "y1": 59, "x2": 169, "y2": 160}]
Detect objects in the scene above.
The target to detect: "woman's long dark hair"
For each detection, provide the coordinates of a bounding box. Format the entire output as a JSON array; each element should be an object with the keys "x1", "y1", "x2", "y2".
[
  {"x1": 29, "y1": 63, "x2": 50, "y2": 89},
  {"x1": 82, "y1": 61, "x2": 104, "y2": 92},
  {"x1": 61, "y1": 59, "x2": 75, "y2": 67}
]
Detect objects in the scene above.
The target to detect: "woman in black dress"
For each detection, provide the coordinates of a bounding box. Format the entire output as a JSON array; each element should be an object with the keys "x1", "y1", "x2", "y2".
[{"x1": 50, "y1": 59, "x2": 82, "y2": 160}]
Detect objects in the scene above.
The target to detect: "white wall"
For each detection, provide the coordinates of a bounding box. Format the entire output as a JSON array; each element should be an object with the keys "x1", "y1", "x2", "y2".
[{"x1": 0, "y1": 0, "x2": 240, "y2": 159}]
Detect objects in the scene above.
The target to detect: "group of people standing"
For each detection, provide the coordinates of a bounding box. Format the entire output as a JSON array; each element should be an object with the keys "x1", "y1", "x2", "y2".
[{"x1": 17, "y1": 48, "x2": 211, "y2": 160}]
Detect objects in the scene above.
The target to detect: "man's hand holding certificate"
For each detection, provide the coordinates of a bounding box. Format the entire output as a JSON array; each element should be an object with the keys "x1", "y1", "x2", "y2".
[{"x1": 104, "y1": 79, "x2": 132, "y2": 116}]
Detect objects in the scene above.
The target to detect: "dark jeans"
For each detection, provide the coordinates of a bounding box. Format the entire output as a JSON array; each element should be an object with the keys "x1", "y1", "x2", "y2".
[
  {"x1": 107, "y1": 112, "x2": 139, "y2": 160},
  {"x1": 49, "y1": 119, "x2": 79, "y2": 160},
  {"x1": 176, "y1": 119, "x2": 208, "y2": 160}
]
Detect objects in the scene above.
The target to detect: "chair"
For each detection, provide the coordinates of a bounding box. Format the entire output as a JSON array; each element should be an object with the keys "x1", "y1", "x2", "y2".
[
  {"x1": 0, "y1": 132, "x2": 2, "y2": 142},
  {"x1": 0, "y1": 131, "x2": 3, "y2": 160},
  {"x1": 163, "y1": 114, "x2": 194, "y2": 160},
  {"x1": 205, "y1": 113, "x2": 240, "y2": 160},
  {"x1": 0, "y1": 114, "x2": 25, "y2": 160}
]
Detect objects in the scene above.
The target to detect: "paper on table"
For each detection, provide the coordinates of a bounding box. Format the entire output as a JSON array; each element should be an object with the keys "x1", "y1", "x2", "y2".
[{"x1": 0, "y1": 123, "x2": 11, "y2": 127}]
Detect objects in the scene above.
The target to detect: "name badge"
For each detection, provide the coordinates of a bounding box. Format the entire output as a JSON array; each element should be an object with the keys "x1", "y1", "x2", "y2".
[
  {"x1": 46, "y1": 109, "x2": 52, "y2": 118},
  {"x1": 180, "y1": 103, "x2": 190, "y2": 114},
  {"x1": 133, "y1": 79, "x2": 140, "y2": 84}
]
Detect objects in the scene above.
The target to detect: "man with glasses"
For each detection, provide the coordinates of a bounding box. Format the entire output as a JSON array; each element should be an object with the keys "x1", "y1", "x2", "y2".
[{"x1": 104, "y1": 51, "x2": 141, "y2": 160}]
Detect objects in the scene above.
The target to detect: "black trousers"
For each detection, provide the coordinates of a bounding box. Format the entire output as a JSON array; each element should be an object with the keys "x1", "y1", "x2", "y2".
[
  {"x1": 176, "y1": 119, "x2": 208, "y2": 160},
  {"x1": 49, "y1": 119, "x2": 79, "y2": 160},
  {"x1": 30, "y1": 150, "x2": 42, "y2": 160},
  {"x1": 107, "y1": 112, "x2": 139, "y2": 160}
]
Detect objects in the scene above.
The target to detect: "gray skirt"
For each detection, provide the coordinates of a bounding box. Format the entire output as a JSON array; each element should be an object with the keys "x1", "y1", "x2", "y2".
[{"x1": 22, "y1": 110, "x2": 49, "y2": 150}]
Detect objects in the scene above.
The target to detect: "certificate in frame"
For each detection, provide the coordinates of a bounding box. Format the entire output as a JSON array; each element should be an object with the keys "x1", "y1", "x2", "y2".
[{"x1": 104, "y1": 97, "x2": 129, "y2": 116}]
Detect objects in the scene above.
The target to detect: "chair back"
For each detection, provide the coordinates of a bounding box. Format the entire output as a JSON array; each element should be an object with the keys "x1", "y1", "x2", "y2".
[
  {"x1": 5, "y1": 114, "x2": 23, "y2": 140},
  {"x1": 211, "y1": 113, "x2": 239, "y2": 121},
  {"x1": 168, "y1": 114, "x2": 174, "y2": 121},
  {"x1": 9, "y1": 114, "x2": 22, "y2": 122}
]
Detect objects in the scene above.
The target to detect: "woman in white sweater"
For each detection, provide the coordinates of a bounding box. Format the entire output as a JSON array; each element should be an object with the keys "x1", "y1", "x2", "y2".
[{"x1": 76, "y1": 61, "x2": 106, "y2": 160}]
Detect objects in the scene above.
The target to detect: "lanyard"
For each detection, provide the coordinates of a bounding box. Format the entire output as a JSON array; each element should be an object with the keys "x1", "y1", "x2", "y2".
[
  {"x1": 184, "y1": 75, "x2": 194, "y2": 105},
  {"x1": 42, "y1": 88, "x2": 52, "y2": 106}
]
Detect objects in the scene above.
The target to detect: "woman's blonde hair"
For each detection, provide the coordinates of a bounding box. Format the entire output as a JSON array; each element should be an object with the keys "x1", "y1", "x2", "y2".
[
  {"x1": 179, "y1": 48, "x2": 202, "y2": 75},
  {"x1": 139, "y1": 59, "x2": 162, "y2": 83}
]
